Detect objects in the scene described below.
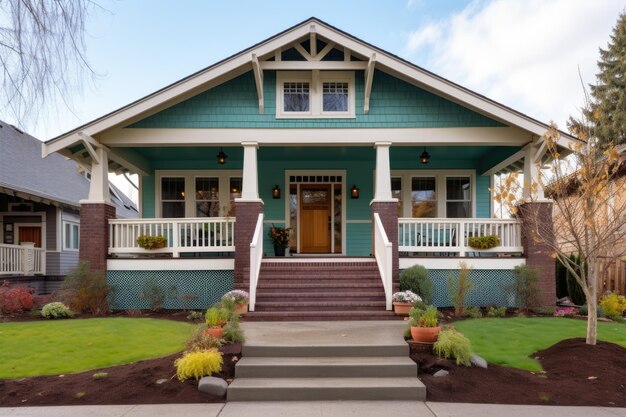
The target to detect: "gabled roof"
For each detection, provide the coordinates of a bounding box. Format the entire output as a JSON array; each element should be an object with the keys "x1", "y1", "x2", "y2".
[
  {"x1": 0, "y1": 121, "x2": 137, "y2": 217},
  {"x1": 44, "y1": 17, "x2": 578, "y2": 156}
]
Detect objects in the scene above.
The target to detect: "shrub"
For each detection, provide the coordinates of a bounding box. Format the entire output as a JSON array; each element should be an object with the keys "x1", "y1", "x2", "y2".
[
  {"x1": 187, "y1": 311, "x2": 204, "y2": 322},
  {"x1": 554, "y1": 259, "x2": 569, "y2": 299},
  {"x1": 467, "y1": 235, "x2": 500, "y2": 249},
  {"x1": 433, "y1": 329, "x2": 472, "y2": 366},
  {"x1": 553, "y1": 307, "x2": 576, "y2": 318},
  {"x1": 174, "y1": 349, "x2": 223, "y2": 381},
  {"x1": 186, "y1": 326, "x2": 223, "y2": 351},
  {"x1": 205, "y1": 306, "x2": 230, "y2": 328},
  {"x1": 565, "y1": 254, "x2": 586, "y2": 305},
  {"x1": 62, "y1": 261, "x2": 110, "y2": 315},
  {"x1": 400, "y1": 265, "x2": 433, "y2": 304},
  {"x1": 223, "y1": 314, "x2": 245, "y2": 344},
  {"x1": 409, "y1": 305, "x2": 439, "y2": 327},
  {"x1": 448, "y1": 262, "x2": 473, "y2": 318},
  {"x1": 487, "y1": 306, "x2": 507, "y2": 318},
  {"x1": 0, "y1": 280, "x2": 34, "y2": 314},
  {"x1": 136, "y1": 235, "x2": 167, "y2": 249},
  {"x1": 392, "y1": 290, "x2": 421, "y2": 304},
  {"x1": 41, "y1": 302, "x2": 74, "y2": 319},
  {"x1": 464, "y1": 307, "x2": 483, "y2": 319},
  {"x1": 580, "y1": 304, "x2": 605, "y2": 318},
  {"x1": 140, "y1": 278, "x2": 165, "y2": 311},
  {"x1": 599, "y1": 293, "x2": 626, "y2": 319},
  {"x1": 507, "y1": 265, "x2": 540, "y2": 313}
]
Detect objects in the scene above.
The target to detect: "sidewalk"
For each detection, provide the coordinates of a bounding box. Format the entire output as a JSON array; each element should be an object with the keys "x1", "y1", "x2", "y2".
[{"x1": 1, "y1": 402, "x2": 625, "y2": 417}]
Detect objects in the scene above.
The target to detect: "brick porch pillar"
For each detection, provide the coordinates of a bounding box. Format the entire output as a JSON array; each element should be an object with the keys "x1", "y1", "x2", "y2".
[
  {"x1": 518, "y1": 201, "x2": 556, "y2": 306},
  {"x1": 79, "y1": 203, "x2": 116, "y2": 272},
  {"x1": 371, "y1": 202, "x2": 399, "y2": 285},
  {"x1": 234, "y1": 201, "x2": 264, "y2": 288}
]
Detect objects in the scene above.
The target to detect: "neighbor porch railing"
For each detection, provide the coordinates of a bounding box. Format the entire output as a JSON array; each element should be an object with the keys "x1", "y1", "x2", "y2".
[
  {"x1": 398, "y1": 218, "x2": 523, "y2": 256},
  {"x1": 0, "y1": 243, "x2": 45, "y2": 275},
  {"x1": 373, "y1": 213, "x2": 393, "y2": 310},
  {"x1": 109, "y1": 217, "x2": 236, "y2": 257},
  {"x1": 248, "y1": 213, "x2": 264, "y2": 312}
]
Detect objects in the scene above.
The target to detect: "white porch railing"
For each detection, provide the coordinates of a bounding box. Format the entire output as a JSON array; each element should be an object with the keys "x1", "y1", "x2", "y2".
[
  {"x1": 249, "y1": 213, "x2": 264, "y2": 312},
  {"x1": 398, "y1": 218, "x2": 523, "y2": 256},
  {"x1": 0, "y1": 243, "x2": 45, "y2": 275},
  {"x1": 373, "y1": 213, "x2": 393, "y2": 310},
  {"x1": 109, "y1": 217, "x2": 236, "y2": 257}
]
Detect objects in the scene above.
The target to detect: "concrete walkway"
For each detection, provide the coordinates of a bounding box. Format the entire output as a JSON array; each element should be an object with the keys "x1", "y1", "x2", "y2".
[{"x1": 1, "y1": 402, "x2": 625, "y2": 417}]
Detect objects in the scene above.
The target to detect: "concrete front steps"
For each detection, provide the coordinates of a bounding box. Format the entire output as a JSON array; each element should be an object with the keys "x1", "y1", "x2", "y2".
[
  {"x1": 245, "y1": 259, "x2": 398, "y2": 321},
  {"x1": 227, "y1": 321, "x2": 426, "y2": 401}
]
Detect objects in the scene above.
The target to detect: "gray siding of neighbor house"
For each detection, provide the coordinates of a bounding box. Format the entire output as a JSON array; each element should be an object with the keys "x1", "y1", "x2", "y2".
[
  {"x1": 59, "y1": 208, "x2": 80, "y2": 275},
  {"x1": 45, "y1": 205, "x2": 61, "y2": 276}
]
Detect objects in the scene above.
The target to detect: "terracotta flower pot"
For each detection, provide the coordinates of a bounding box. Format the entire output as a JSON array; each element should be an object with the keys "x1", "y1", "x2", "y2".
[
  {"x1": 204, "y1": 327, "x2": 224, "y2": 339},
  {"x1": 393, "y1": 302, "x2": 412, "y2": 316},
  {"x1": 410, "y1": 326, "x2": 440, "y2": 343},
  {"x1": 235, "y1": 303, "x2": 248, "y2": 316}
]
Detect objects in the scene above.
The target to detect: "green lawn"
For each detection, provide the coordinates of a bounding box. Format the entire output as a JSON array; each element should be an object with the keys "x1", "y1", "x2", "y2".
[
  {"x1": 0, "y1": 318, "x2": 196, "y2": 378},
  {"x1": 454, "y1": 317, "x2": 626, "y2": 372}
]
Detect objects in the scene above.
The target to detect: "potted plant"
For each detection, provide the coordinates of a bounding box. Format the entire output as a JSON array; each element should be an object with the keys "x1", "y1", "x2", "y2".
[
  {"x1": 392, "y1": 290, "x2": 421, "y2": 316},
  {"x1": 268, "y1": 224, "x2": 291, "y2": 256},
  {"x1": 467, "y1": 235, "x2": 500, "y2": 250},
  {"x1": 222, "y1": 289, "x2": 249, "y2": 315},
  {"x1": 204, "y1": 306, "x2": 230, "y2": 339},
  {"x1": 136, "y1": 235, "x2": 168, "y2": 250},
  {"x1": 409, "y1": 305, "x2": 440, "y2": 343}
]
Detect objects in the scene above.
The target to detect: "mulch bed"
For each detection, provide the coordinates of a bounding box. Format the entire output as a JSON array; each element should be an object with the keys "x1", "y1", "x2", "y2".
[
  {"x1": 0, "y1": 343, "x2": 240, "y2": 407},
  {"x1": 414, "y1": 338, "x2": 626, "y2": 407}
]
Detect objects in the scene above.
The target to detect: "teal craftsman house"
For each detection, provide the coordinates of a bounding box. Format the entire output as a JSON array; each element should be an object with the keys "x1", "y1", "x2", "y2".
[{"x1": 43, "y1": 18, "x2": 576, "y2": 318}]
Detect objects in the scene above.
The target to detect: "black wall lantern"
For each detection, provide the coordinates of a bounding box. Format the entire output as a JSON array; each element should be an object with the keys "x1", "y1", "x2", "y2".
[
  {"x1": 419, "y1": 148, "x2": 430, "y2": 164},
  {"x1": 272, "y1": 185, "x2": 281, "y2": 199},
  {"x1": 351, "y1": 184, "x2": 360, "y2": 199},
  {"x1": 217, "y1": 147, "x2": 228, "y2": 165}
]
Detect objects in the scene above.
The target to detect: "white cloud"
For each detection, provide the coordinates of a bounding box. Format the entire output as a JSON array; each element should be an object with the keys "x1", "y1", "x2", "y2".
[{"x1": 404, "y1": 0, "x2": 625, "y2": 129}]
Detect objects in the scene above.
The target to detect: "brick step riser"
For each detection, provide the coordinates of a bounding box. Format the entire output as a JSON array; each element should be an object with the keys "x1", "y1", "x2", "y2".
[
  {"x1": 259, "y1": 268, "x2": 379, "y2": 274},
  {"x1": 258, "y1": 279, "x2": 381, "y2": 285},
  {"x1": 254, "y1": 306, "x2": 385, "y2": 312},
  {"x1": 256, "y1": 296, "x2": 385, "y2": 302},
  {"x1": 244, "y1": 315, "x2": 399, "y2": 322},
  {"x1": 257, "y1": 284, "x2": 383, "y2": 289}
]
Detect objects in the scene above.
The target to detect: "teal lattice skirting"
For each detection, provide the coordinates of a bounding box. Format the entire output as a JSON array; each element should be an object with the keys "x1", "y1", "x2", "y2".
[
  {"x1": 420, "y1": 269, "x2": 516, "y2": 308},
  {"x1": 107, "y1": 270, "x2": 234, "y2": 310}
]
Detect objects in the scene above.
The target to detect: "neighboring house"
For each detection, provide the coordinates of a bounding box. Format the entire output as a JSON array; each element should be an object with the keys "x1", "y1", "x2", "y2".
[
  {"x1": 42, "y1": 18, "x2": 579, "y2": 316},
  {"x1": 0, "y1": 121, "x2": 137, "y2": 289}
]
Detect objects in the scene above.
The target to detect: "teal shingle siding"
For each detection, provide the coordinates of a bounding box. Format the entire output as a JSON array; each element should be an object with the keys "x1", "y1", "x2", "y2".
[
  {"x1": 475, "y1": 175, "x2": 491, "y2": 218},
  {"x1": 130, "y1": 70, "x2": 504, "y2": 129}
]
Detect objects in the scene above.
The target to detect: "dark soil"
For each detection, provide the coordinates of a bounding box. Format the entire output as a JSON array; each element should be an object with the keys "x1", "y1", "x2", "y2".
[
  {"x1": 0, "y1": 343, "x2": 240, "y2": 407},
  {"x1": 414, "y1": 338, "x2": 626, "y2": 406}
]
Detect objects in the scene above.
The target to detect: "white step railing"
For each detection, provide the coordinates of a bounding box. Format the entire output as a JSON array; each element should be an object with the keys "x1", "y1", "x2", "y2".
[
  {"x1": 0, "y1": 243, "x2": 45, "y2": 275},
  {"x1": 398, "y1": 218, "x2": 523, "y2": 256},
  {"x1": 249, "y1": 213, "x2": 264, "y2": 312},
  {"x1": 373, "y1": 213, "x2": 393, "y2": 310},
  {"x1": 109, "y1": 217, "x2": 236, "y2": 257}
]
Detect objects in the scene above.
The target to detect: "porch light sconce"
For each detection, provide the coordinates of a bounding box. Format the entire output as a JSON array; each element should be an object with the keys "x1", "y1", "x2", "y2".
[
  {"x1": 216, "y1": 147, "x2": 228, "y2": 165},
  {"x1": 419, "y1": 148, "x2": 430, "y2": 164},
  {"x1": 272, "y1": 185, "x2": 281, "y2": 199},
  {"x1": 351, "y1": 185, "x2": 360, "y2": 199}
]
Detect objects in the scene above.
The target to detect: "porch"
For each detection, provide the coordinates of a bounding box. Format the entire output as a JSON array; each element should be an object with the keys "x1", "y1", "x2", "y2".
[{"x1": 0, "y1": 243, "x2": 46, "y2": 276}]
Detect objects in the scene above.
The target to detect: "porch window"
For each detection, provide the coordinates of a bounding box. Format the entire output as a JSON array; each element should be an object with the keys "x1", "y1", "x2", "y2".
[
  {"x1": 391, "y1": 177, "x2": 402, "y2": 217},
  {"x1": 411, "y1": 177, "x2": 437, "y2": 218},
  {"x1": 161, "y1": 177, "x2": 185, "y2": 218},
  {"x1": 195, "y1": 177, "x2": 219, "y2": 217},
  {"x1": 63, "y1": 221, "x2": 79, "y2": 251},
  {"x1": 446, "y1": 176, "x2": 471, "y2": 218},
  {"x1": 283, "y1": 82, "x2": 310, "y2": 112}
]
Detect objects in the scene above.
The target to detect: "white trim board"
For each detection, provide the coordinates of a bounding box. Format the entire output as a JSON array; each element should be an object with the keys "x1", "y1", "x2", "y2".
[
  {"x1": 399, "y1": 257, "x2": 525, "y2": 270},
  {"x1": 107, "y1": 258, "x2": 234, "y2": 271}
]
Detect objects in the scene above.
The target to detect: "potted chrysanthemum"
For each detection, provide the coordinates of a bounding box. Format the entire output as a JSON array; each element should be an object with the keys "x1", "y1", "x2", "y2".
[
  {"x1": 222, "y1": 289, "x2": 250, "y2": 315},
  {"x1": 392, "y1": 290, "x2": 421, "y2": 316}
]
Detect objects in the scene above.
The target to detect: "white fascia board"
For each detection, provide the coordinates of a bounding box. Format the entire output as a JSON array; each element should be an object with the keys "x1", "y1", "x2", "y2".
[
  {"x1": 481, "y1": 147, "x2": 527, "y2": 176},
  {"x1": 100, "y1": 126, "x2": 531, "y2": 147},
  {"x1": 399, "y1": 257, "x2": 525, "y2": 270},
  {"x1": 107, "y1": 258, "x2": 234, "y2": 271}
]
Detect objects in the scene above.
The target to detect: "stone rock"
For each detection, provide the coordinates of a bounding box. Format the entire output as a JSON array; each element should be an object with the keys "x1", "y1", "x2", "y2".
[
  {"x1": 198, "y1": 376, "x2": 228, "y2": 397},
  {"x1": 433, "y1": 369, "x2": 449, "y2": 378},
  {"x1": 156, "y1": 379, "x2": 169, "y2": 385},
  {"x1": 470, "y1": 354, "x2": 488, "y2": 369}
]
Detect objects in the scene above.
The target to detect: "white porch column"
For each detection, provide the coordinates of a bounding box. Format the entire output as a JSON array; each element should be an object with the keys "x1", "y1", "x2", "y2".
[
  {"x1": 239, "y1": 141, "x2": 262, "y2": 202},
  {"x1": 86, "y1": 147, "x2": 111, "y2": 203},
  {"x1": 522, "y1": 144, "x2": 545, "y2": 201},
  {"x1": 372, "y1": 142, "x2": 396, "y2": 203}
]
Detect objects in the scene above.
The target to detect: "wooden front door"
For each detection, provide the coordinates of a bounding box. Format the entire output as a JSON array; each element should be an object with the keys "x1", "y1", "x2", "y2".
[
  {"x1": 300, "y1": 184, "x2": 331, "y2": 253},
  {"x1": 18, "y1": 226, "x2": 42, "y2": 248}
]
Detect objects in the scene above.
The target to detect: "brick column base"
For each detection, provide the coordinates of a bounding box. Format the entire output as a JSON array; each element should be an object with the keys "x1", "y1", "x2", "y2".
[
  {"x1": 371, "y1": 201, "x2": 399, "y2": 286},
  {"x1": 518, "y1": 201, "x2": 556, "y2": 306},
  {"x1": 79, "y1": 203, "x2": 116, "y2": 272},
  {"x1": 234, "y1": 201, "x2": 264, "y2": 288}
]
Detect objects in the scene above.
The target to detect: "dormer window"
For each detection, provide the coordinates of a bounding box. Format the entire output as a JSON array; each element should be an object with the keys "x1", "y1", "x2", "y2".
[{"x1": 276, "y1": 71, "x2": 355, "y2": 118}]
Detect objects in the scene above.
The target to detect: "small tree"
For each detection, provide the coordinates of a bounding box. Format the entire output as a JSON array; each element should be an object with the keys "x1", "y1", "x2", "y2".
[{"x1": 448, "y1": 261, "x2": 472, "y2": 318}]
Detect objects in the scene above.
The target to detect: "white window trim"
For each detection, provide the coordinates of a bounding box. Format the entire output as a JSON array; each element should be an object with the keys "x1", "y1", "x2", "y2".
[
  {"x1": 389, "y1": 170, "x2": 476, "y2": 218},
  {"x1": 155, "y1": 170, "x2": 243, "y2": 218},
  {"x1": 62, "y1": 221, "x2": 79, "y2": 251},
  {"x1": 276, "y1": 71, "x2": 355, "y2": 119}
]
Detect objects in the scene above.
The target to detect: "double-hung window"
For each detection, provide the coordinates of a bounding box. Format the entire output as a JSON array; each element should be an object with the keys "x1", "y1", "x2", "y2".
[
  {"x1": 63, "y1": 221, "x2": 79, "y2": 251},
  {"x1": 446, "y1": 177, "x2": 471, "y2": 218},
  {"x1": 195, "y1": 177, "x2": 219, "y2": 217},
  {"x1": 161, "y1": 177, "x2": 185, "y2": 218},
  {"x1": 411, "y1": 177, "x2": 437, "y2": 218}
]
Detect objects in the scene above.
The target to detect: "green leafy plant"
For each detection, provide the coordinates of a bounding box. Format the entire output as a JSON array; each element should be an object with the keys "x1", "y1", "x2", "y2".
[
  {"x1": 186, "y1": 311, "x2": 204, "y2": 322},
  {"x1": 464, "y1": 307, "x2": 483, "y2": 319},
  {"x1": 507, "y1": 265, "x2": 541, "y2": 313},
  {"x1": 92, "y1": 372, "x2": 108, "y2": 380},
  {"x1": 223, "y1": 314, "x2": 245, "y2": 344},
  {"x1": 565, "y1": 254, "x2": 586, "y2": 306},
  {"x1": 580, "y1": 304, "x2": 605, "y2": 318},
  {"x1": 599, "y1": 293, "x2": 626, "y2": 319},
  {"x1": 61, "y1": 261, "x2": 109, "y2": 315},
  {"x1": 174, "y1": 348, "x2": 223, "y2": 381},
  {"x1": 409, "y1": 305, "x2": 439, "y2": 327},
  {"x1": 486, "y1": 306, "x2": 507, "y2": 318},
  {"x1": 136, "y1": 235, "x2": 168, "y2": 250},
  {"x1": 400, "y1": 265, "x2": 433, "y2": 304},
  {"x1": 205, "y1": 306, "x2": 230, "y2": 328},
  {"x1": 140, "y1": 279, "x2": 165, "y2": 311},
  {"x1": 467, "y1": 235, "x2": 500, "y2": 249},
  {"x1": 41, "y1": 302, "x2": 74, "y2": 319},
  {"x1": 433, "y1": 328, "x2": 472, "y2": 366},
  {"x1": 448, "y1": 262, "x2": 473, "y2": 317},
  {"x1": 268, "y1": 225, "x2": 291, "y2": 247},
  {"x1": 186, "y1": 326, "x2": 223, "y2": 351}
]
